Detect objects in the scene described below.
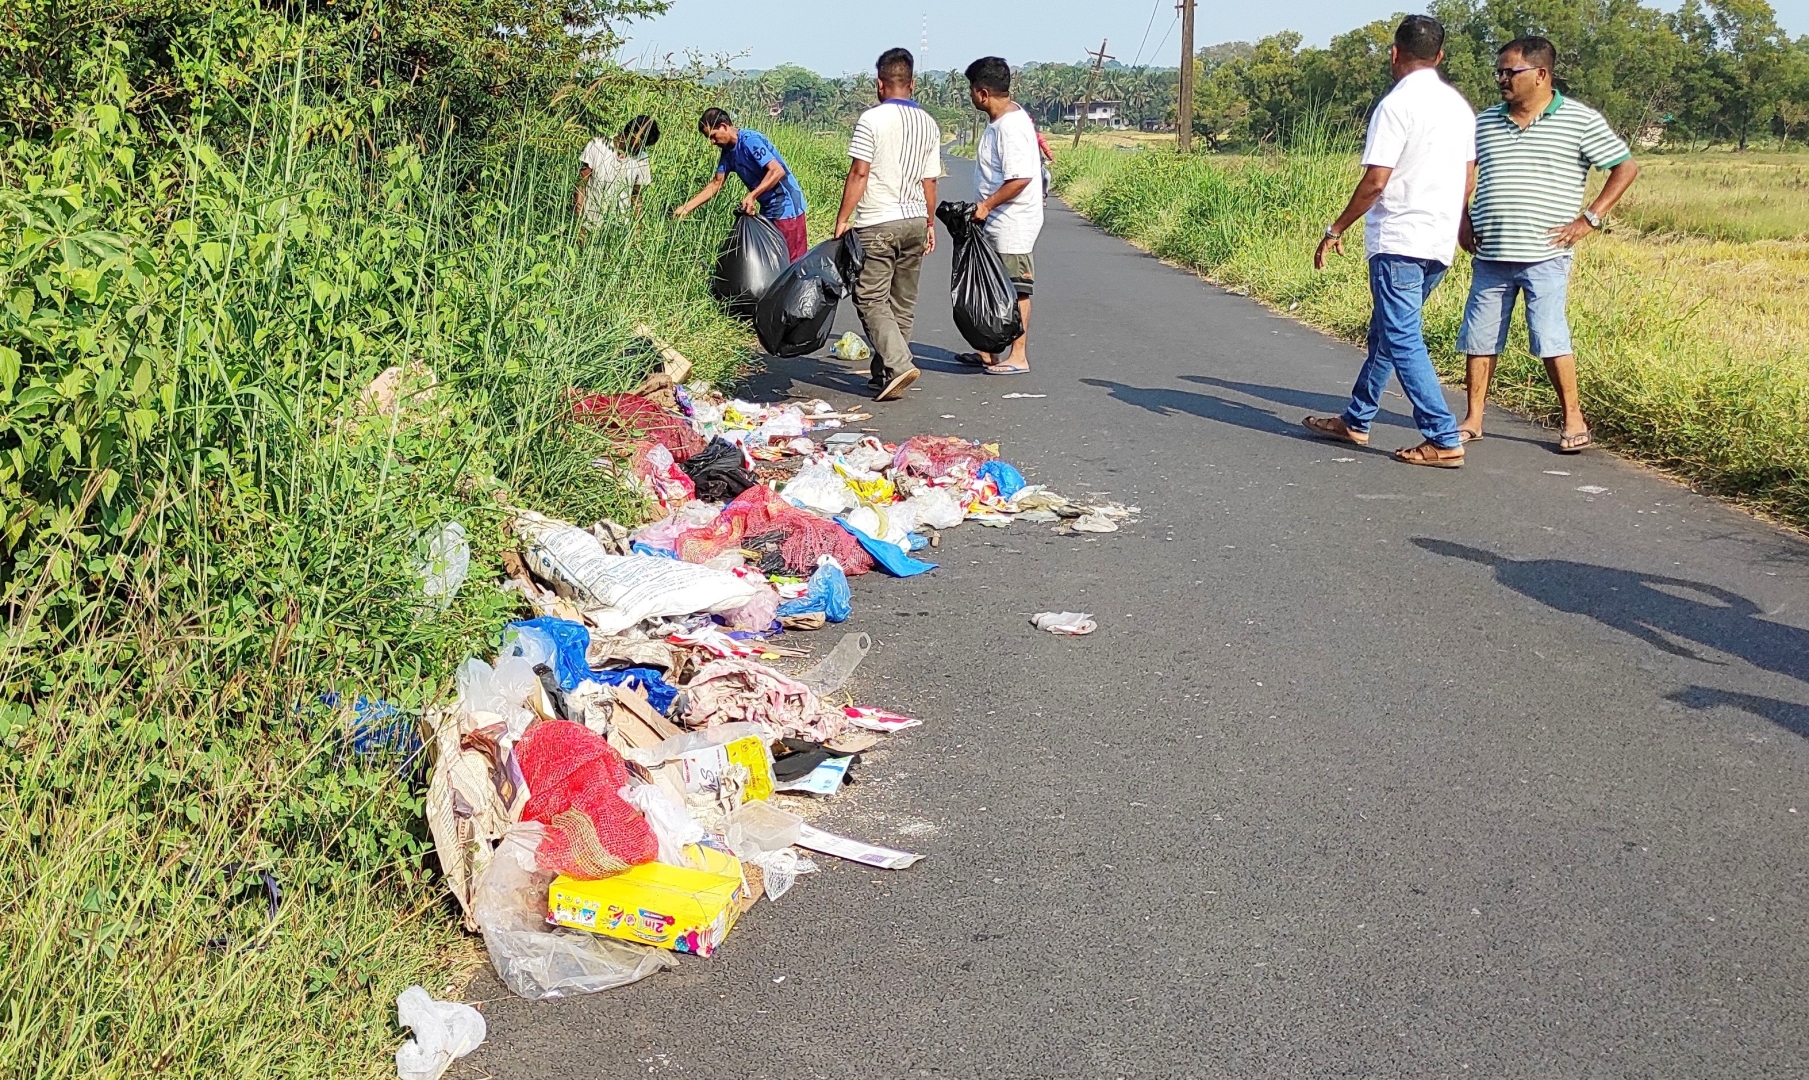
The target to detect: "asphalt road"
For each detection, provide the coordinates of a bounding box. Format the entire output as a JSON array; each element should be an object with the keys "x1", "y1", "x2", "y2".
[{"x1": 459, "y1": 161, "x2": 1809, "y2": 1079}]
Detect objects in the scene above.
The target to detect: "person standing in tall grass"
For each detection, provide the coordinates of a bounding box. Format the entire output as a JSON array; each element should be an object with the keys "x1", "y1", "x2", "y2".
[
  {"x1": 576, "y1": 115, "x2": 659, "y2": 228},
  {"x1": 1305, "y1": 16, "x2": 1475, "y2": 469},
  {"x1": 674, "y1": 108, "x2": 812, "y2": 262},
  {"x1": 1456, "y1": 36, "x2": 1640, "y2": 454}
]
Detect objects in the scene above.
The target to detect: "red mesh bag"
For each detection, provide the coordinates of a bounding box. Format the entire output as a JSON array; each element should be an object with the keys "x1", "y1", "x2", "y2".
[
  {"x1": 516, "y1": 721, "x2": 658, "y2": 879},
  {"x1": 892, "y1": 435, "x2": 995, "y2": 480},
  {"x1": 674, "y1": 484, "x2": 875, "y2": 576},
  {"x1": 573, "y1": 393, "x2": 706, "y2": 462}
]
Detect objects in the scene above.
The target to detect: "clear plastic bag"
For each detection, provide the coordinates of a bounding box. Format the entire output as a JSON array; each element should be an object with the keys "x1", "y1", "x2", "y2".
[
  {"x1": 395, "y1": 985, "x2": 486, "y2": 1080},
  {"x1": 796, "y1": 631, "x2": 871, "y2": 697},
  {"x1": 902, "y1": 486, "x2": 966, "y2": 531},
  {"x1": 471, "y1": 823, "x2": 675, "y2": 1001},
  {"x1": 782, "y1": 461, "x2": 859, "y2": 516}
]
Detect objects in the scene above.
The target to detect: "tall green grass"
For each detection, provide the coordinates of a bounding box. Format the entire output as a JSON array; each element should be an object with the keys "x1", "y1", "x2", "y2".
[
  {"x1": 1053, "y1": 145, "x2": 1809, "y2": 524},
  {"x1": 0, "y1": 57, "x2": 839, "y2": 1078}
]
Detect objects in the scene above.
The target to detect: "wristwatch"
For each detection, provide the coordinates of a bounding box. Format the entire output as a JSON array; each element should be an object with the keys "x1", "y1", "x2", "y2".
[
  {"x1": 1581, "y1": 208, "x2": 1602, "y2": 229},
  {"x1": 1323, "y1": 225, "x2": 1342, "y2": 239}
]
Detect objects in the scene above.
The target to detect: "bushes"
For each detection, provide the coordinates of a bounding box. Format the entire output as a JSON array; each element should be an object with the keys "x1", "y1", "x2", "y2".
[{"x1": 0, "y1": 28, "x2": 848, "y2": 1074}]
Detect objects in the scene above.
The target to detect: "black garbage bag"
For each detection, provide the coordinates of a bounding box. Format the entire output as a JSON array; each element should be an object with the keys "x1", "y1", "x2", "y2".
[
  {"x1": 935, "y1": 200, "x2": 1023, "y2": 354},
  {"x1": 754, "y1": 231, "x2": 866, "y2": 357},
  {"x1": 709, "y1": 212, "x2": 792, "y2": 318},
  {"x1": 680, "y1": 437, "x2": 757, "y2": 502}
]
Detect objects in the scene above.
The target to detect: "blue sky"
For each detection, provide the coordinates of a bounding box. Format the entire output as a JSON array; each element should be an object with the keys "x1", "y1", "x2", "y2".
[{"x1": 618, "y1": 0, "x2": 1809, "y2": 75}]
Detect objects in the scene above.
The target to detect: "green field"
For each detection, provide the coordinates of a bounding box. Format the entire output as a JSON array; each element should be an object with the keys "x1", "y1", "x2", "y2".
[{"x1": 1051, "y1": 146, "x2": 1809, "y2": 524}]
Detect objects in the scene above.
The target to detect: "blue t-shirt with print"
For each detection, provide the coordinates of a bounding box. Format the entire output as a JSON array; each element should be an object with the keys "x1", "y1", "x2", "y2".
[{"x1": 715, "y1": 129, "x2": 808, "y2": 221}]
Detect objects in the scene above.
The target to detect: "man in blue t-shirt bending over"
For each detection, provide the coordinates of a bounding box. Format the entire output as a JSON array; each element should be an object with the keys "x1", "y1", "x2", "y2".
[{"x1": 673, "y1": 108, "x2": 810, "y2": 262}]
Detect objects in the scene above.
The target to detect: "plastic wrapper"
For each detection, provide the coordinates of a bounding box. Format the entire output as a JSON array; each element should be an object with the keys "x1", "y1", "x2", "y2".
[
  {"x1": 417, "y1": 522, "x2": 470, "y2": 608},
  {"x1": 622, "y1": 784, "x2": 709, "y2": 868},
  {"x1": 472, "y1": 823, "x2": 675, "y2": 1001},
  {"x1": 395, "y1": 986, "x2": 485, "y2": 1080},
  {"x1": 936, "y1": 200, "x2": 1024, "y2": 354},
  {"x1": 901, "y1": 486, "x2": 966, "y2": 530},
  {"x1": 775, "y1": 560, "x2": 851, "y2": 623},
  {"x1": 721, "y1": 582, "x2": 781, "y2": 631},
  {"x1": 710, "y1": 212, "x2": 792, "y2": 317},
  {"x1": 783, "y1": 461, "x2": 860, "y2": 516}
]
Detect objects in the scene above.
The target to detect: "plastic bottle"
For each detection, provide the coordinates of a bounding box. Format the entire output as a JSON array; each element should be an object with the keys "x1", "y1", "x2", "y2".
[{"x1": 796, "y1": 632, "x2": 870, "y2": 697}]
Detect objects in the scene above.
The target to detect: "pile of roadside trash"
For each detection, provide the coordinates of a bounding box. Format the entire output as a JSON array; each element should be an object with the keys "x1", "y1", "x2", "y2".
[{"x1": 415, "y1": 324, "x2": 1135, "y2": 1022}]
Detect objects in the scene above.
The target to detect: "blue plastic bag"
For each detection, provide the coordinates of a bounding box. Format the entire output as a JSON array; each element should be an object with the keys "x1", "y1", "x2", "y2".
[
  {"x1": 979, "y1": 460, "x2": 1026, "y2": 501},
  {"x1": 590, "y1": 666, "x2": 679, "y2": 714},
  {"x1": 776, "y1": 561, "x2": 853, "y2": 622},
  {"x1": 505, "y1": 617, "x2": 593, "y2": 691},
  {"x1": 836, "y1": 519, "x2": 937, "y2": 577}
]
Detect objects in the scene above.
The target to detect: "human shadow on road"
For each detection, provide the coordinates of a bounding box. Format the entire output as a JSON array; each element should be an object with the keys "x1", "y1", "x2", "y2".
[
  {"x1": 1666, "y1": 686, "x2": 1809, "y2": 739},
  {"x1": 1078, "y1": 378, "x2": 1330, "y2": 444},
  {"x1": 1414, "y1": 538, "x2": 1809, "y2": 686},
  {"x1": 1180, "y1": 375, "x2": 1421, "y2": 433},
  {"x1": 738, "y1": 353, "x2": 871, "y2": 400}
]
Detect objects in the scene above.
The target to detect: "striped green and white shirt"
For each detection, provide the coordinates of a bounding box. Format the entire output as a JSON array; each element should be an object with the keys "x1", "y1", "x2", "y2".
[{"x1": 1470, "y1": 93, "x2": 1631, "y2": 263}]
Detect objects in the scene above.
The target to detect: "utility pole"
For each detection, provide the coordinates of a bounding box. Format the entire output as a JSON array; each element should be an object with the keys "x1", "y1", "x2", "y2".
[
  {"x1": 1072, "y1": 38, "x2": 1113, "y2": 149},
  {"x1": 1176, "y1": 0, "x2": 1196, "y2": 151}
]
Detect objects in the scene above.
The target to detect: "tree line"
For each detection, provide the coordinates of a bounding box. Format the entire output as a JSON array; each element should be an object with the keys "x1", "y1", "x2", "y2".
[{"x1": 714, "y1": 0, "x2": 1806, "y2": 152}]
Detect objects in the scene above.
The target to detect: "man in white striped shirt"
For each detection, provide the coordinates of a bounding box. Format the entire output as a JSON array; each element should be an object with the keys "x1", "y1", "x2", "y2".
[
  {"x1": 834, "y1": 47, "x2": 943, "y2": 401},
  {"x1": 1457, "y1": 36, "x2": 1640, "y2": 453}
]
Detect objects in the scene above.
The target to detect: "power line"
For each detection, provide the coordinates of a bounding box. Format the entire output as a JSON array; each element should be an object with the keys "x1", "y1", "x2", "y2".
[
  {"x1": 1129, "y1": 0, "x2": 1164, "y2": 69},
  {"x1": 1148, "y1": 13, "x2": 1180, "y2": 67}
]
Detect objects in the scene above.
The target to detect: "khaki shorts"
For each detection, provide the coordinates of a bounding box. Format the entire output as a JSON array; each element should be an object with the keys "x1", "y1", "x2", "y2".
[{"x1": 1001, "y1": 252, "x2": 1034, "y2": 297}]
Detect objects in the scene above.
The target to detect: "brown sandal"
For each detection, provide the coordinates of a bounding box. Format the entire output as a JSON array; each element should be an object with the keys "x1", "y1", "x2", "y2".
[
  {"x1": 1558, "y1": 429, "x2": 1592, "y2": 453},
  {"x1": 1393, "y1": 441, "x2": 1465, "y2": 468},
  {"x1": 1303, "y1": 416, "x2": 1369, "y2": 446}
]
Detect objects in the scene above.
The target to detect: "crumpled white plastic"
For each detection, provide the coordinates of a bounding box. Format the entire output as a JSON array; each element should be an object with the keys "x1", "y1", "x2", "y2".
[
  {"x1": 395, "y1": 986, "x2": 486, "y2": 1080},
  {"x1": 1031, "y1": 611, "x2": 1097, "y2": 636},
  {"x1": 783, "y1": 461, "x2": 860, "y2": 515},
  {"x1": 622, "y1": 783, "x2": 708, "y2": 867}
]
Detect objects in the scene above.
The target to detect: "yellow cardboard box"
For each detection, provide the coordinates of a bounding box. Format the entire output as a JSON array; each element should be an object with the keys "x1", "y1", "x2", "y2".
[{"x1": 548, "y1": 845, "x2": 747, "y2": 957}]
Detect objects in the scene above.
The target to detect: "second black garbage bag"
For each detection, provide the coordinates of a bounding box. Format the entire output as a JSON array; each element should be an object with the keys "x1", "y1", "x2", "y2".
[
  {"x1": 936, "y1": 200, "x2": 1023, "y2": 355},
  {"x1": 710, "y1": 212, "x2": 792, "y2": 319},
  {"x1": 754, "y1": 231, "x2": 866, "y2": 358}
]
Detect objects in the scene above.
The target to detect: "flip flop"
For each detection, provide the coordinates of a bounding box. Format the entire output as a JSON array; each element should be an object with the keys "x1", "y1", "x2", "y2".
[
  {"x1": 956, "y1": 352, "x2": 989, "y2": 367},
  {"x1": 1558, "y1": 430, "x2": 1593, "y2": 453},
  {"x1": 1459, "y1": 430, "x2": 1484, "y2": 444},
  {"x1": 983, "y1": 363, "x2": 1030, "y2": 375}
]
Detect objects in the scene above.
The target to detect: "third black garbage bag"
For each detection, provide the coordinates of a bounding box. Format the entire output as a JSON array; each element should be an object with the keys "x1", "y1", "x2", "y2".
[
  {"x1": 936, "y1": 200, "x2": 1022, "y2": 355},
  {"x1": 710, "y1": 212, "x2": 792, "y2": 318},
  {"x1": 754, "y1": 231, "x2": 866, "y2": 357}
]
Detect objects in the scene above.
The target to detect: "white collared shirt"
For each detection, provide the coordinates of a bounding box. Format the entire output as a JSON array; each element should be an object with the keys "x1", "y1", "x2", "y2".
[{"x1": 1360, "y1": 68, "x2": 1476, "y2": 264}]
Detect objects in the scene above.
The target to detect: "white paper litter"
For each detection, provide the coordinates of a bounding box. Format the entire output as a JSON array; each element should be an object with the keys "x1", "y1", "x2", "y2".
[{"x1": 795, "y1": 824, "x2": 924, "y2": 870}]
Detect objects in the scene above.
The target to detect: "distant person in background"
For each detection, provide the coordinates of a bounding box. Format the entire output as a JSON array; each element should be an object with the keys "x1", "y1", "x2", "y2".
[
  {"x1": 1035, "y1": 126, "x2": 1054, "y2": 204},
  {"x1": 1305, "y1": 15, "x2": 1476, "y2": 468},
  {"x1": 1456, "y1": 35, "x2": 1640, "y2": 453},
  {"x1": 575, "y1": 114, "x2": 658, "y2": 227},
  {"x1": 834, "y1": 47, "x2": 943, "y2": 402},
  {"x1": 960, "y1": 55, "x2": 1043, "y2": 376},
  {"x1": 673, "y1": 108, "x2": 810, "y2": 261}
]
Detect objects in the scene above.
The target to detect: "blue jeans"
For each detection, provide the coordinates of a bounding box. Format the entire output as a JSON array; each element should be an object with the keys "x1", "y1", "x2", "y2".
[{"x1": 1342, "y1": 254, "x2": 1460, "y2": 449}]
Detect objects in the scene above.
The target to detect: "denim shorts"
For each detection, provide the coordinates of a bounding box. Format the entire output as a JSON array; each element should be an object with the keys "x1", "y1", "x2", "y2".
[{"x1": 1458, "y1": 253, "x2": 1574, "y2": 358}]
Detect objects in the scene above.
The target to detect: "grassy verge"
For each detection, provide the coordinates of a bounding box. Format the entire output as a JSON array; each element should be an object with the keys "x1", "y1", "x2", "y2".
[
  {"x1": 1052, "y1": 145, "x2": 1809, "y2": 525},
  {"x1": 0, "y1": 53, "x2": 843, "y2": 1078}
]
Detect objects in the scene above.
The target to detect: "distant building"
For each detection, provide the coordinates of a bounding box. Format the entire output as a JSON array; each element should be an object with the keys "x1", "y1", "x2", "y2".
[{"x1": 1061, "y1": 100, "x2": 1128, "y2": 129}]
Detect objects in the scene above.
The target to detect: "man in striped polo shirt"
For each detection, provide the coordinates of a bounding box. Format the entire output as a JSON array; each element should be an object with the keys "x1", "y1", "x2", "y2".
[
  {"x1": 834, "y1": 47, "x2": 943, "y2": 401},
  {"x1": 1457, "y1": 35, "x2": 1640, "y2": 453}
]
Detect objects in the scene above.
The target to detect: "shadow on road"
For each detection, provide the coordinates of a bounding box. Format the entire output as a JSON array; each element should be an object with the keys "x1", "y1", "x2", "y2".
[
  {"x1": 1179, "y1": 374, "x2": 1422, "y2": 433},
  {"x1": 1667, "y1": 686, "x2": 1809, "y2": 739},
  {"x1": 1415, "y1": 537, "x2": 1809, "y2": 694},
  {"x1": 1078, "y1": 378, "x2": 1326, "y2": 443}
]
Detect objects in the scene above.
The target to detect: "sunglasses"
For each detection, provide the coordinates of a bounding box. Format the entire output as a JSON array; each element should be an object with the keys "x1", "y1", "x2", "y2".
[{"x1": 1495, "y1": 65, "x2": 1541, "y2": 81}]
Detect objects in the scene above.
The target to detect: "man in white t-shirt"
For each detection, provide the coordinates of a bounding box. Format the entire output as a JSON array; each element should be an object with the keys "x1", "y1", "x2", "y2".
[
  {"x1": 576, "y1": 115, "x2": 658, "y2": 228},
  {"x1": 962, "y1": 55, "x2": 1043, "y2": 376},
  {"x1": 833, "y1": 47, "x2": 943, "y2": 402},
  {"x1": 1304, "y1": 16, "x2": 1476, "y2": 469}
]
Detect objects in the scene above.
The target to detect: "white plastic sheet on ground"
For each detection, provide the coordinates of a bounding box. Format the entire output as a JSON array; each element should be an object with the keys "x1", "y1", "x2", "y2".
[
  {"x1": 395, "y1": 986, "x2": 486, "y2": 1080},
  {"x1": 516, "y1": 511, "x2": 758, "y2": 634}
]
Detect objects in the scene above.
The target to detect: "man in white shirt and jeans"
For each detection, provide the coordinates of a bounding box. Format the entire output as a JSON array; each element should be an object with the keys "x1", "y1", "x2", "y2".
[
  {"x1": 1305, "y1": 16, "x2": 1476, "y2": 468},
  {"x1": 962, "y1": 55, "x2": 1042, "y2": 376},
  {"x1": 834, "y1": 48, "x2": 943, "y2": 402}
]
